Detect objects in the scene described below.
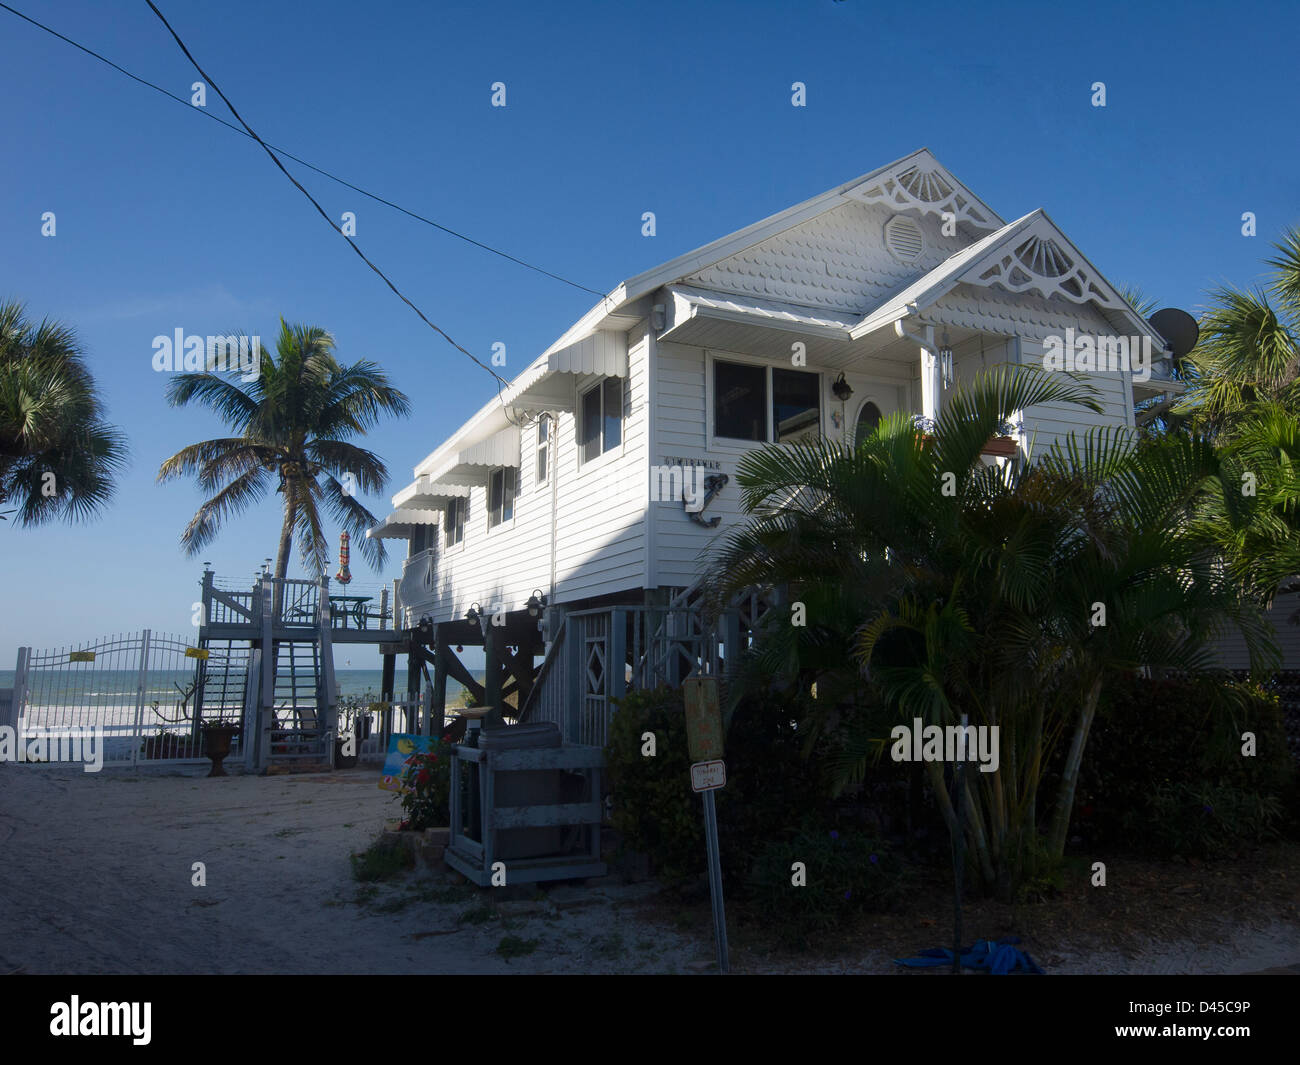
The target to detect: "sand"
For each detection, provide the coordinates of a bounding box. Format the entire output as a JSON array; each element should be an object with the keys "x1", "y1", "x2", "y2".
[
  {"x1": 3, "y1": 761, "x2": 1297, "y2": 975},
  {"x1": 0, "y1": 762, "x2": 705, "y2": 975}
]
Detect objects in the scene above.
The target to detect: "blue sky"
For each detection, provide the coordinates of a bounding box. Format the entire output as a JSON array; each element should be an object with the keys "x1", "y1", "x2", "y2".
[{"x1": 1, "y1": 0, "x2": 1297, "y2": 665}]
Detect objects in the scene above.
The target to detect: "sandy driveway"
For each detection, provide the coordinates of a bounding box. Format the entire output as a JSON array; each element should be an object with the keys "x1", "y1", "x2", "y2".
[
  {"x1": 4, "y1": 763, "x2": 1298, "y2": 976},
  {"x1": 0, "y1": 763, "x2": 705, "y2": 975}
]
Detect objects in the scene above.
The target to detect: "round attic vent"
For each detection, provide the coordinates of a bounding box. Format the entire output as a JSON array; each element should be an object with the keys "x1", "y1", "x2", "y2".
[{"x1": 884, "y1": 215, "x2": 924, "y2": 264}]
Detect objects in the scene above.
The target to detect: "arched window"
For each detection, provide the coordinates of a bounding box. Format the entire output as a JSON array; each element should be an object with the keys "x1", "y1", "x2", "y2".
[{"x1": 854, "y1": 401, "x2": 883, "y2": 448}]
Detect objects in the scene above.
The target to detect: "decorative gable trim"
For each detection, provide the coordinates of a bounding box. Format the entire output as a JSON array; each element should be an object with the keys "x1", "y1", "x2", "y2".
[
  {"x1": 845, "y1": 156, "x2": 1001, "y2": 232},
  {"x1": 955, "y1": 213, "x2": 1124, "y2": 309}
]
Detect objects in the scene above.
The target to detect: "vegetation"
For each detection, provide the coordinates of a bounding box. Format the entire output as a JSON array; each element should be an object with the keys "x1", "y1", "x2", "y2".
[
  {"x1": 394, "y1": 739, "x2": 452, "y2": 831},
  {"x1": 707, "y1": 366, "x2": 1276, "y2": 900},
  {"x1": 0, "y1": 300, "x2": 127, "y2": 526},
  {"x1": 157, "y1": 320, "x2": 410, "y2": 580},
  {"x1": 350, "y1": 835, "x2": 414, "y2": 882}
]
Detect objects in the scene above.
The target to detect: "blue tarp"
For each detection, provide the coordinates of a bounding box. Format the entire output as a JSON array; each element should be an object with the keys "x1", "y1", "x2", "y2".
[{"x1": 894, "y1": 936, "x2": 1044, "y2": 975}]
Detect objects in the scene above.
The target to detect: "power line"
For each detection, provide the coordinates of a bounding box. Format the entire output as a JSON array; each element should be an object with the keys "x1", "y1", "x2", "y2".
[
  {"x1": 144, "y1": 0, "x2": 526, "y2": 398},
  {"x1": 0, "y1": 0, "x2": 605, "y2": 298}
]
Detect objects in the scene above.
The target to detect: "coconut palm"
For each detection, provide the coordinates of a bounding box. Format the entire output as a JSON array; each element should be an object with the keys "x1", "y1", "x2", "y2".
[
  {"x1": 710, "y1": 366, "x2": 1274, "y2": 898},
  {"x1": 1177, "y1": 227, "x2": 1300, "y2": 439},
  {"x1": 0, "y1": 300, "x2": 128, "y2": 526},
  {"x1": 157, "y1": 321, "x2": 410, "y2": 580}
]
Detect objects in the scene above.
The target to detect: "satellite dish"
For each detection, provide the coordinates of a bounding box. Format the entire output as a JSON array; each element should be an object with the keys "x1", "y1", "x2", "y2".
[{"x1": 1148, "y1": 308, "x2": 1199, "y2": 362}]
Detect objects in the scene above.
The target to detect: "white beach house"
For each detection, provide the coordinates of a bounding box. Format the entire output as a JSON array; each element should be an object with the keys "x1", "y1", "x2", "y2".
[{"x1": 368, "y1": 148, "x2": 1182, "y2": 741}]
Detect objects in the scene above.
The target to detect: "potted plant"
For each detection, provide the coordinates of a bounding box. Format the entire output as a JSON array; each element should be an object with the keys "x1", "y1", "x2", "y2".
[
  {"x1": 979, "y1": 419, "x2": 1022, "y2": 458},
  {"x1": 199, "y1": 712, "x2": 241, "y2": 777}
]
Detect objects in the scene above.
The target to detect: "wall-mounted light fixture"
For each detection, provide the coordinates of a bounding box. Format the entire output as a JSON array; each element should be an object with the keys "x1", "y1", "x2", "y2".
[
  {"x1": 831, "y1": 373, "x2": 854, "y2": 402},
  {"x1": 465, "y1": 602, "x2": 482, "y2": 633},
  {"x1": 525, "y1": 589, "x2": 548, "y2": 619},
  {"x1": 651, "y1": 304, "x2": 665, "y2": 331}
]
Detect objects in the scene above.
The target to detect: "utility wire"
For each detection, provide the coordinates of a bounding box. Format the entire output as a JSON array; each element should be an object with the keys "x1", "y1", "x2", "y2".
[
  {"x1": 0, "y1": 0, "x2": 605, "y2": 298},
  {"x1": 143, "y1": 0, "x2": 515, "y2": 394}
]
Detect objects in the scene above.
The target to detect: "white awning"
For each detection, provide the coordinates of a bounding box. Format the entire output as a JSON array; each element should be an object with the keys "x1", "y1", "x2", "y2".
[
  {"x1": 500, "y1": 330, "x2": 628, "y2": 410},
  {"x1": 366, "y1": 509, "x2": 441, "y2": 540},
  {"x1": 391, "y1": 478, "x2": 471, "y2": 509},
  {"x1": 421, "y1": 425, "x2": 521, "y2": 486}
]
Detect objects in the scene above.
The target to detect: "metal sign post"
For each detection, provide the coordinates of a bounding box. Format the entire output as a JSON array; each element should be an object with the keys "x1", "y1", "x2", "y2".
[{"x1": 684, "y1": 677, "x2": 729, "y2": 974}]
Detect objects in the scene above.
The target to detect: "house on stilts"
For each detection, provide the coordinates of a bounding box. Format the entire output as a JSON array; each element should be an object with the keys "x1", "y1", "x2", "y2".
[{"x1": 368, "y1": 148, "x2": 1181, "y2": 747}]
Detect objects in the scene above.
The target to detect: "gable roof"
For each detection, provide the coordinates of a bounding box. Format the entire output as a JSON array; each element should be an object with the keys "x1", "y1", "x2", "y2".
[
  {"x1": 402, "y1": 149, "x2": 1003, "y2": 477},
  {"x1": 848, "y1": 209, "x2": 1165, "y2": 346}
]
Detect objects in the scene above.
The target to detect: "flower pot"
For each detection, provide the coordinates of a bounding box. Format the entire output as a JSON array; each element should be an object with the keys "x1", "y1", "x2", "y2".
[
  {"x1": 201, "y1": 725, "x2": 240, "y2": 777},
  {"x1": 981, "y1": 435, "x2": 1018, "y2": 457}
]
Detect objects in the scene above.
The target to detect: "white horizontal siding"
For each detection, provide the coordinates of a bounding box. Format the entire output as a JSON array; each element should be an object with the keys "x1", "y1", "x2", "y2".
[
  {"x1": 402, "y1": 323, "x2": 649, "y2": 624},
  {"x1": 1210, "y1": 592, "x2": 1300, "y2": 671}
]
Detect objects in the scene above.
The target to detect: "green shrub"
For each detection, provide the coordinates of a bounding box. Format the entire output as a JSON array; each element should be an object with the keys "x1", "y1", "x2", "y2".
[
  {"x1": 606, "y1": 685, "x2": 845, "y2": 885},
  {"x1": 606, "y1": 687, "x2": 702, "y2": 884},
  {"x1": 1073, "y1": 674, "x2": 1294, "y2": 857},
  {"x1": 746, "y1": 829, "x2": 906, "y2": 948}
]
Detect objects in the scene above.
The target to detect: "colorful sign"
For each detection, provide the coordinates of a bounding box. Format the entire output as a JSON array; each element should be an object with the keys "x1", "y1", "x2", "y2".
[
  {"x1": 68, "y1": 651, "x2": 95, "y2": 663},
  {"x1": 690, "y1": 759, "x2": 726, "y2": 792},
  {"x1": 378, "y1": 733, "x2": 435, "y2": 793},
  {"x1": 185, "y1": 647, "x2": 209, "y2": 660}
]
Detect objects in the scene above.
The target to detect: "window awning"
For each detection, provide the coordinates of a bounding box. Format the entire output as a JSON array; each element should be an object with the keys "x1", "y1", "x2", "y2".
[
  {"x1": 500, "y1": 330, "x2": 628, "y2": 411},
  {"x1": 390, "y1": 478, "x2": 471, "y2": 510},
  {"x1": 366, "y1": 509, "x2": 441, "y2": 540},
  {"x1": 420, "y1": 425, "x2": 521, "y2": 486}
]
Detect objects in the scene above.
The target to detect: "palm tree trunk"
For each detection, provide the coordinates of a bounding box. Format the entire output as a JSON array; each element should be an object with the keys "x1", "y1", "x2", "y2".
[{"x1": 1046, "y1": 673, "x2": 1104, "y2": 859}]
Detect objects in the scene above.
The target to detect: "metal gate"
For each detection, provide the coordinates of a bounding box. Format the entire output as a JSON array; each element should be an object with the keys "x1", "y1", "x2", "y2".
[{"x1": 11, "y1": 630, "x2": 250, "y2": 768}]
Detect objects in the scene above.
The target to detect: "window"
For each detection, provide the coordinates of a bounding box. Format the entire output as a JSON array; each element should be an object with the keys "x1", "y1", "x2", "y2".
[
  {"x1": 579, "y1": 377, "x2": 623, "y2": 464},
  {"x1": 536, "y1": 414, "x2": 551, "y2": 488},
  {"x1": 712, "y1": 359, "x2": 821, "y2": 443},
  {"x1": 487, "y1": 467, "x2": 517, "y2": 528},
  {"x1": 772, "y1": 368, "x2": 821, "y2": 443},
  {"x1": 444, "y1": 496, "x2": 466, "y2": 548}
]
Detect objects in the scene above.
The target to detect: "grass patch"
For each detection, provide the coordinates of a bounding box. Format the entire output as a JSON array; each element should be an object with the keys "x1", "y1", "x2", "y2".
[
  {"x1": 458, "y1": 902, "x2": 496, "y2": 925},
  {"x1": 350, "y1": 837, "x2": 414, "y2": 883},
  {"x1": 496, "y1": 935, "x2": 539, "y2": 961}
]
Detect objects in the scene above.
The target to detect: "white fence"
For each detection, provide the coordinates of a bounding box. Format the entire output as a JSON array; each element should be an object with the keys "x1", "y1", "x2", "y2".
[{"x1": 10, "y1": 631, "x2": 249, "y2": 768}]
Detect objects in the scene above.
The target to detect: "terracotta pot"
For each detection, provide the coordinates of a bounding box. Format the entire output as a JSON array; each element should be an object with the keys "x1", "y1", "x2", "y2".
[{"x1": 982, "y1": 435, "x2": 1018, "y2": 457}]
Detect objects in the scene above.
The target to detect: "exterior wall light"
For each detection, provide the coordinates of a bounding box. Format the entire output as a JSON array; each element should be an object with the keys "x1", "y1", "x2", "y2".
[
  {"x1": 831, "y1": 373, "x2": 854, "y2": 402},
  {"x1": 525, "y1": 590, "x2": 548, "y2": 618}
]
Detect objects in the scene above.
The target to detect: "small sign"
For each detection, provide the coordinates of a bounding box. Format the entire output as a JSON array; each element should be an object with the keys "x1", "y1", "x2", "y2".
[
  {"x1": 683, "y1": 676, "x2": 724, "y2": 762},
  {"x1": 690, "y1": 759, "x2": 726, "y2": 792},
  {"x1": 378, "y1": 733, "x2": 435, "y2": 794},
  {"x1": 185, "y1": 647, "x2": 210, "y2": 660},
  {"x1": 68, "y1": 651, "x2": 95, "y2": 663}
]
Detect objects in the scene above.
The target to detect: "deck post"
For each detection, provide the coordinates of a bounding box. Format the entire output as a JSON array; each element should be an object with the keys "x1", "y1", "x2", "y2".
[
  {"x1": 405, "y1": 640, "x2": 421, "y2": 733},
  {"x1": 721, "y1": 610, "x2": 741, "y2": 679},
  {"x1": 484, "y1": 620, "x2": 503, "y2": 728},
  {"x1": 564, "y1": 610, "x2": 581, "y2": 743},
  {"x1": 318, "y1": 575, "x2": 338, "y2": 767},
  {"x1": 609, "y1": 606, "x2": 627, "y2": 696},
  {"x1": 258, "y1": 574, "x2": 275, "y2": 771},
  {"x1": 431, "y1": 637, "x2": 448, "y2": 737}
]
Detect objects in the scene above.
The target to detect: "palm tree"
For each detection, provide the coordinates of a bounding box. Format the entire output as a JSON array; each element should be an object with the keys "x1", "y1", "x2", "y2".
[
  {"x1": 0, "y1": 300, "x2": 128, "y2": 526},
  {"x1": 1177, "y1": 227, "x2": 1300, "y2": 439},
  {"x1": 710, "y1": 367, "x2": 1274, "y2": 898},
  {"x1": 157, "y1": 321, "x2": 411, "y2": 581}
]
